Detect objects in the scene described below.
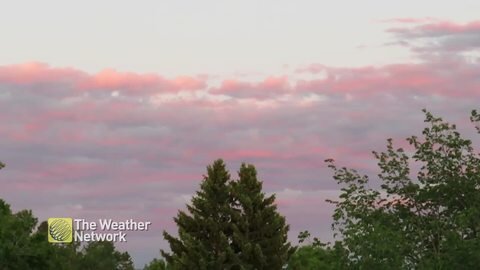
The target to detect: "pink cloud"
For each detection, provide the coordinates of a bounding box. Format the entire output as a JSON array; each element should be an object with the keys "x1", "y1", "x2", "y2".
[
  {"x1": 0, "y1": 62, "x2": 86, "y2": 85},
  {"x1": 82, "y1": 69, "x2": 162, "y2": 92},
  {"x1": 386, "y1": 19, "x2": 480, "y2": 53},
  {"x1": 407, "y1": 20, "x2": 480, "y2": 36},
  {"x1": 215, "y1": 149, "x2": 277, "y2": 160},
  {"x1": 80, "y1": 69, "x2": 206, "y2": 95},
  {"x1": 295, "y1": 61, "x2": 480, "y2": 98},
  {"x1": 0, "y1": 62, "x2": 206, "y2": 97},
  {"x1": 211, "y1": 76, "x2": 290, "y2": 99},
  {"x1": 1, "y1": 19, "x2": 480, "y2": 267}
]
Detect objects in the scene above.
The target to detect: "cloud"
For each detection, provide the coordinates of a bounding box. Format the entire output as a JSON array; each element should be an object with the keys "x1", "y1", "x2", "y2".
[
  {"x1": 295, "y1": 60, "x2": 480, "y2": 99},
  {"x1": 0, "y1": 62, "x2": 206, "y2": 98},
  {"x1": 1, "y1": 19, "x2": 480, "y2": 266},
  {"x1": 388, "y1": 19, "x2": 480, "y2": 38},
  {"x1": 0, "y1": 62, "x2": 85, "y2": 86},
  {"x1": 211, "y1": 76, "x2": 290, "y2": 99},
  {"x1": 386, "y1": 19, "x2": 480, "y2": 54},
  {"x1": 80, "y1": 69, "x2": 206, "y2": 96}
]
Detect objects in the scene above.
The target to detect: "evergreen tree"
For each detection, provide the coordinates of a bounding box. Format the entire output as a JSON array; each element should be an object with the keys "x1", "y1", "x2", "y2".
[
  {"x1": 161, "y1": 159, "x2": 238, "y2": 269},
  {"x1": 231, "y1": 163, "x2": 294, "y2": 269},
  {"x1": 161, "y1": 160, "x2": 294, "y2": 269}
]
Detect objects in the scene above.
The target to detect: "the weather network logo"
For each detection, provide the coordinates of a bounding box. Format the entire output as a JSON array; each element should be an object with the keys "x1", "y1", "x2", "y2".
[{"x1": 48, "y1": 218, "x2": 73, "y2": 243}]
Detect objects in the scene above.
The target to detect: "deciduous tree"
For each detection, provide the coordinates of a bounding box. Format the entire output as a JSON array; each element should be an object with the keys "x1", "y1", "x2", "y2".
[{"x1": 326, "y1": 109, "x2": 480, "y2": 269}]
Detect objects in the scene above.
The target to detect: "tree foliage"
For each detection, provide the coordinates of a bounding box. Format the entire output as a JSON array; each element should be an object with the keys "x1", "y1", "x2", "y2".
[
  {"x1": 162, "y1": 159, "x2": 238, "y2": 269},
  {"x1": 143, "y1": 258, "x2": 171, "y2": 270},
  {"x1": 0, "y1": 199, "x2": 43, "y2": 269},
  {"x1": 287, "y1": 231, "x2": 346, "y2": 270},
  {"x1": 80, "y1": 241, "x2": 134, "y2": 270},
  {"x1": 326, "y1": 109, "x2": 480, "y2": 269},
  {"x1": 161, "y1": 159, "x2": 293, "y2": 269},
  {"x1": 0, "y1": 193, "x2": 134, "y2": 269},
  {"x1": 231, "y1": 163, "x2": 293, "y2": 269}
]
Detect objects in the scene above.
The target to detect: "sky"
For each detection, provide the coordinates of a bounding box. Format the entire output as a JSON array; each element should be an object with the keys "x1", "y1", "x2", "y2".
[{"x1": 1, "y1": 1, "x2": 480, "y2": 267}]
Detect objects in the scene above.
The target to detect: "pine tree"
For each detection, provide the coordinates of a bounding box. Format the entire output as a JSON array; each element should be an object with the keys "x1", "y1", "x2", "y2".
[
  {"x1": 161, "y1": 160, "x2": 293, "y2": 269},
  {"x1": 231, "y1": 163, "x2": 294, "y2": 269},
  {"x1": 161, "y1": 159, "x2": 238, "y2": 269}
]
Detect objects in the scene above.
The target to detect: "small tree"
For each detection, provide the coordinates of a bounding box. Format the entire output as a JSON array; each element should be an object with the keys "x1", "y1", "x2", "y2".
[
  {"x1": 326, "y1": 109, "x2": 480, "y2": 268},
  {"x1": 161, "y1": 159, "x2": 238, "y2": 269},
  {"x1": 231, "y1": 163, "x2": 293, "y2": 269}
]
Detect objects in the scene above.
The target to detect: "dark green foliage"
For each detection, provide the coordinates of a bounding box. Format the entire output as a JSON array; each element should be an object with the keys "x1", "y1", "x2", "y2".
[
  {"x1": 0, "y1": 199, "x2": 42, "y2": 269},
  {"x1": 287, "y1": 244, "x2": 345, "y2": 270},
  {"x1": 31, "y1": 221, "x2": 83, "y2": 270},
  {"x1": 161, "y1": 159, "x2": 293, "y2": 269},
  {"x1": 161, "y1": 159, "x2": 238, "y2": 269},
  {"x1": 0, "y1": 190, "x2": 134, "y2": 269},
  {"x1": 288, "y1": 231, "x2": 347, "y2": 270},
  {"x1": 0, "y1": 208, "x2": 135, "y2": 269},
  {"x1": 143, "y1": 258, "x2": 171, "y2": 270},
  {"x1": 326, "y1": 109, "x2": 480, "y2": 269},
  {"x1": 231, "y1": 163, "x2": 293, "y2": 269},
  {"x1": 0, "y1": 200, "x2": 80, "y2": 270},
  {"x1": 80, "y1": 241, "x2": 135, "y2": 270}
]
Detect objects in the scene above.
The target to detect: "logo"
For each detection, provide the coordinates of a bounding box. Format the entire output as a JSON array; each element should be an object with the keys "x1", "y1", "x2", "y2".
[
  {"x1": 47, "y1": 217, "x2": 151, "y2": 243},
  {"x1": 48, "y1": 218, "x2": 73, "y2": 243}
]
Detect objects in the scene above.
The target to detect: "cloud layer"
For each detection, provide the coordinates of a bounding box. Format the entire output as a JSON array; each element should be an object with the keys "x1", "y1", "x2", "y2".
[
  {"x1": 387, "y1": 19, "x2": 480, "y2": 56},
  {"x1": 1, "y1": 19, "x2": 479, "y2": 266}
]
